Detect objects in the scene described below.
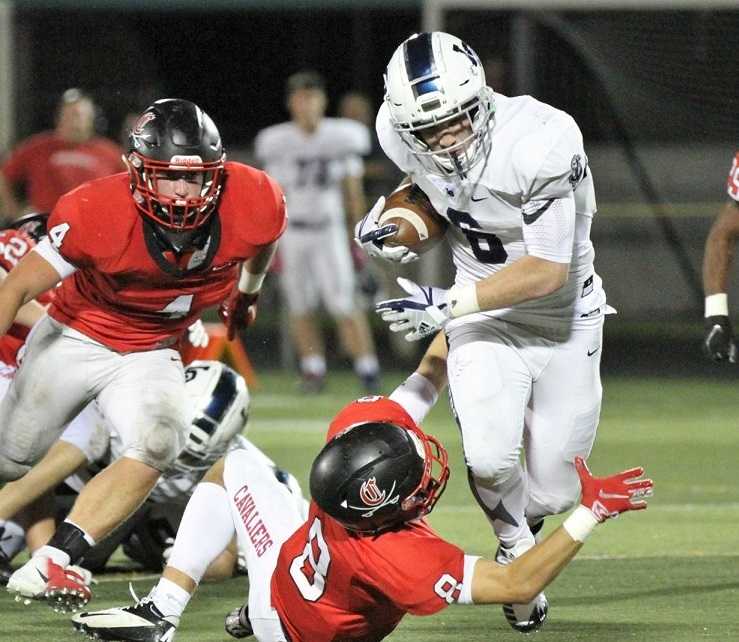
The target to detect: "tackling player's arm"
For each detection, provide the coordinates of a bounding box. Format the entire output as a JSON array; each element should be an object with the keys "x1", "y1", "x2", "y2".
[
  {"x1": 0, "y1": 251, "x2": 62, "y2": 335},
  {"x1": 220, "y1": 240, "x2": 279, "y2": 340},
  {"x1": 0, "y1": 265, "x2": 48, "y2": 328},
  {"x1": 468, "y1": 457, "x2": 653, "y2": 605}
]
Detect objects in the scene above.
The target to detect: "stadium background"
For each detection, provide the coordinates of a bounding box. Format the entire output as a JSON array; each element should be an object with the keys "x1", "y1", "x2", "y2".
[{"x1": 0, "y1": 2, "x2": 737, "y2": 639}]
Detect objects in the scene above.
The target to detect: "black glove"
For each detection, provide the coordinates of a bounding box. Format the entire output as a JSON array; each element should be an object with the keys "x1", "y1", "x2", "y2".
[{"x1": 703, "y1": 315, "x2": 737, "y2": 363}]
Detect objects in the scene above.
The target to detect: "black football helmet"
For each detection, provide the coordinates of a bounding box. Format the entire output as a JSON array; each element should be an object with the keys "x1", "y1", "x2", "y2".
[
  {"x1": 5, "y1": 212, "x2": 49, "y2": 242},
  {"x1": 310, "y1": 398, "x2": 449, "y2": 534},
  {"x1": 126, "y1": 98, "x2": 225, "y2": 231}
]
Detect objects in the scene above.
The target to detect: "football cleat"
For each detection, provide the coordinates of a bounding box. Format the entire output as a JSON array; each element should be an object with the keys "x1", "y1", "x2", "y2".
[
  {"x1": 300, "y1": 373, "x2": 325, "y2": 394},
  {"x1": 72, "y1": 584, "x2": 178, "y2": 641},
  {"x1": 224, "y1": 602, "x2": 254, "y2": 639},
  {"x1": 496, "y1": 535, "x2": 549, "y2": 633},
  {"x1": 6, "y1": 556, "x2": 92, "y2": 613},
  {"x1": 359, "y1": 372, "x2": 381, "y2": 395}
]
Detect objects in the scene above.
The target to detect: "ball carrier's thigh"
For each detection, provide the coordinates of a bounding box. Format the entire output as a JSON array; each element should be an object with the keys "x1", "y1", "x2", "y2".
[
  {"x1": 524, "y1": 318, "x2": 604, "y2": 518},
  {"x1": 446, "y1": 329, "x2": 534, "y2": 482}
]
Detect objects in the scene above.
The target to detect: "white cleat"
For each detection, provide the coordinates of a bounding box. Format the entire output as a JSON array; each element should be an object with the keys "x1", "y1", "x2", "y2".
[{"x1": 6, "y1": 555, "x2": 92, "y2": 613}]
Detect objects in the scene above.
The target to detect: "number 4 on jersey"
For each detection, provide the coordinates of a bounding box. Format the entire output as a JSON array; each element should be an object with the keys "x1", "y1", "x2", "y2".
[{"x1": 49, "y1": 222, "x2": 70, "y2": 250}]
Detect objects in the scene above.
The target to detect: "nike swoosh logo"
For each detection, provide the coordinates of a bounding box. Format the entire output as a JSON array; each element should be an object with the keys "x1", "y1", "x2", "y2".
[
  {"x1": 37, "y1": 568, "x2": 48, "y2": 583},
  {"x1": 587, "y1": 347, "x2": 600, "y2": 356},
  {"x1": 522, "y1": 199, "x2": 554, "y2": 225},
  {"x1": 470, "y1": 194, "x2": 488, "y2": 202}
]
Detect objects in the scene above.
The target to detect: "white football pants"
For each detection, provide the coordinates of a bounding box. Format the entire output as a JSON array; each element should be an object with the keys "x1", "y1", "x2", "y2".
[
  {"x1": 447, "y1": 315, "x2": 603, "y2": 546},
  {"x1": 0, "y1": 316, "x2": 188, "y2": 479}
]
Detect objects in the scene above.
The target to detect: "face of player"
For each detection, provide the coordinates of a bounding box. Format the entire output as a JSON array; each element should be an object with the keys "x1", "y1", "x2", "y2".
[
  {"x1": 288, "y1": 88, "x2": 327, "y2": 132},
  {"x1": 418, "y1": 114, "x2": 474, "y2": 154},
  {"x1": 155, "y1": 171, "x2": 205, "y2": 202},
  {"x1": 56, "y1": 98, "x2": 96, "y2": 144}
]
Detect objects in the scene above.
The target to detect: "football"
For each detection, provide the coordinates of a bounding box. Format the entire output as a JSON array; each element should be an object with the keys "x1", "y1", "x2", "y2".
[{"x1": 377, "y1": 184, "x2": 447, "y2": 254}]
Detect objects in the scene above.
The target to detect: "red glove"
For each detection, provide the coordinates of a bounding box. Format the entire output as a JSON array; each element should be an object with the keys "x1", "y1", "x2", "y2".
[
  {"x1": 219, "y1": 289, "x2": 259, "y2": 341},
  {"x1": 575, "y1": 456, "x2": 653, "y2": 522}
]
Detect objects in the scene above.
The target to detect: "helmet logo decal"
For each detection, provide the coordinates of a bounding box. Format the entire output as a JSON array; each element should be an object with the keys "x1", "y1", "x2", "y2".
[
  {"x1": 359, "y1": 477, "x2": 386, "y2": 507},
  {"x1": 350, "y1": 478, "x2": 400, "y2": 517},
  {"x1": 133, "y1": 112, "x2": 156, "y2": 135},
  {"x1": 452, "y1": 42, "x2": 479, "y2": 67}
]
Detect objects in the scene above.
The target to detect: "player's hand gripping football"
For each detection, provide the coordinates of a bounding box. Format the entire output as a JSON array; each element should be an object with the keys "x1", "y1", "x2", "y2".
[
  {"x1": 219, "y1": 288, "x2": 259, "y2": 341},
  {"x1": 702, "y1": 315, "x2": 737, "y2": 363},
  {"x1": 354, "y1": 196, "x2": 419, "y2": 264},
  {"x1": 376, "y1": 277, "x2": 450, "y2": 341},
  {"x1": 575, "y1": 456, "x2": 653, "y2": 522}
]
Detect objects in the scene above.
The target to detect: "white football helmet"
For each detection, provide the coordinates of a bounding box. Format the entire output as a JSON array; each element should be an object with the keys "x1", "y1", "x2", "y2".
[
  {"x1": 384, "y1": 32, "x2": 495, "y2": 180},
  {"x1": 174, "y1": 360, "x2": 250, "y2": 473}
]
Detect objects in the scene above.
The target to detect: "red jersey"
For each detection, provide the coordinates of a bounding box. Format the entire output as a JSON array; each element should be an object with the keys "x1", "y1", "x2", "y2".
[
  {"x1": 1, "y1": 132, "x2": 122, "y2": 211},
  {"x1": 45, "y1": 162, "x2": 286, "y2": 352},
  {"x1": 0, "y1": 228, "x2": 52, "y2": 366},
  {"x1": 727, "y1": 151, "x2": 739, "y2": 202},
  {"x1": 271, "y1": 502, "x2": 465, "y2": 642}
]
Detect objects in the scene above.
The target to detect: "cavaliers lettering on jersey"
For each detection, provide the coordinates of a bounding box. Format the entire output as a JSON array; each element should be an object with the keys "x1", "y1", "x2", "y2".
[
  {"x1": 0, "y1": 228, "x2": 53, "y2": 366},
  {"x1": 377, "y1": 93, "x2": 606, "y2": 331},
  {"x1": 271, "y1": 502, "x2": 465, "y2": 642},
  {"x1": 727, "y1": 151, "x2": 739, "y2": 202},
  {"x1": 45, "y1": 162, "x2": 286, "y2": 352}
]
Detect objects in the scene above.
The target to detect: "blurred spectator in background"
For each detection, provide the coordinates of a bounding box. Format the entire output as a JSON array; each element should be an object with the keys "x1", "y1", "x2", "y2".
[
  {"x1": 0, "y1": 88, "x2": 122, "y2": 224},
  {"x1": 702, "y1": 150, "x2": 739, "y2": 363},
  {"x1": 255, "y1": 71, "x2": 381, "y2": 394}
]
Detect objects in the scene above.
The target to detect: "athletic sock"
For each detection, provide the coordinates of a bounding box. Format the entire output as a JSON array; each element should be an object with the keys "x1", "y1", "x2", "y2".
[{"x1": 149, "y1": 576, "x2": 189, "y2": 621}]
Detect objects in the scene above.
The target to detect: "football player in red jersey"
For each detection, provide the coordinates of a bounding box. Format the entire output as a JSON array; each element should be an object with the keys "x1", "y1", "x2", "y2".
[
  {"x1": 0, "y1": 99, "x2": 286, "y2": 612},
  {"x1": 702, "y1": 150, "x2": 739, "y2": 363},
  {"x1": 72, "y1": 397, "x2": 652, "y2": 642}
]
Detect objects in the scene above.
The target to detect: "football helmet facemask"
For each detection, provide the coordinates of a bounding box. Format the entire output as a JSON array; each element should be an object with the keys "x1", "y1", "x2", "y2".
[
  {"x1": 126, "y1": 98, "x2": 225, "y2": 231},
  {"x1": 173, "y1": 360, "x2": 249, "y2": 474},
  {"x1": 384, "y1": 32, "x2": 495, "y2": 181},
  {"x1": 310, "y1": 397, "x2": 449, "y2": 534},
  {"x1": 5, "y1": 212, "x2": 49, "y2": 243}
]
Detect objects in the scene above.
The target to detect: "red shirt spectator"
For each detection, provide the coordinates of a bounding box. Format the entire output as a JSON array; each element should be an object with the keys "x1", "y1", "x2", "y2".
[{"x1": 0, "y1": 89, "x2": 122, "y2": 220}]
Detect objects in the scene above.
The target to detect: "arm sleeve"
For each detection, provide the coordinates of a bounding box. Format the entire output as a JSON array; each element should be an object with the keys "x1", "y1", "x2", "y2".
[
  {"x1": 32, "y1": 237, "x2": 78, "y2": 279},
  {"x1": 376, "y1": 104, "x2": 415, "y2": 175},
  {"x1": 521, "y1": 194, "x2": 576, "y2": 264}
]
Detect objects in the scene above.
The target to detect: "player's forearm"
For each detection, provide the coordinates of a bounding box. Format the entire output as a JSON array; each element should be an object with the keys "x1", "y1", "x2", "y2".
[
  {"x1": 415, "y1": 331, "x2": 448, "y2": 391},
  {"x1": 14, "y1": 298, "x2": 47, "y2": 328},
  {"x1": 702, "y1": 202, "x2": 739, "y2": 295},
  {"x1": 471, "y1": 528, "x2": 581, "y2": 605},
  {"x1": 466, "y1": 256, "x2": 569, "y2": 314},
  {"x1": 0, "y1": 285, "x2": 29, "y2": 335},
  {"x1": 238, "y1": 242, "x2": 278, "y2": 293}
]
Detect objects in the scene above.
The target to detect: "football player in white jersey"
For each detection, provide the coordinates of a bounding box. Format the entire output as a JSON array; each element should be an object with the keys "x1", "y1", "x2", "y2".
[
  {"x1": 254, "y1": 71, "x2": 381, "y2": 394},
  {"x1": 1, "y1": 361, "x2": 307, "y2": 585},
  {"x1": 702, "y1": 150, "x2": 739, "y2": 363},
  {"x1": 357, "y1": 31, "x2": 613, "y2": 632}
]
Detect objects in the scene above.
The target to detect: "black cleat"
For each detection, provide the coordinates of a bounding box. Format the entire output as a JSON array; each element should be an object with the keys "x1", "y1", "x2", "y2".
[{"x1": 225, "y1": 602, "x2": 253, "y2": 639}]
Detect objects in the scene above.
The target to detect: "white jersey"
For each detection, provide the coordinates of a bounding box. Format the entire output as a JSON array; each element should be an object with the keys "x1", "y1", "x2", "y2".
[
  {"x1": 254, "y1": 118, "x2": 370, "y2": 226},
  {"x1": 377, "y1": 93, "x2": 606, "y2": 331}
]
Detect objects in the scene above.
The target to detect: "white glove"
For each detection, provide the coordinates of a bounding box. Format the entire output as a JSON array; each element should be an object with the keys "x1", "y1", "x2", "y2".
[
  {"x1": 354, "y1": 196, "x2": 419, "y2": 264},
  {"x1": 187, "y1": 319, "x2": 210, "y2": 348},
  {"x1": 376, "y1": 277, "x2": 451, "y2": 341}
]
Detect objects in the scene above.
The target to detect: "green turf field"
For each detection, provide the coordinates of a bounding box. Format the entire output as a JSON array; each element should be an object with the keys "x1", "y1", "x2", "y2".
[{"x1": 2, "y1": 372, "x2": 737, "y2": 641}]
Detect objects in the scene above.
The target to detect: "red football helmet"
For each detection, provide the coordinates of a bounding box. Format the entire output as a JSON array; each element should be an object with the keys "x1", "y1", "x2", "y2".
[{"x1": 126, "y1": 99, "x2": 225, "y2": 231}]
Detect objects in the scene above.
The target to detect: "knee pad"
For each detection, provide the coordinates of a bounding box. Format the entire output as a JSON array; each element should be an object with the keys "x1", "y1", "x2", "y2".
[
  {"x1": 466, "y1": 450, "x2": 520, "y2": 487},
  {"x1": 0, "y1": 452, "x2": 31, "y2": 481},
  {"x1": 527, "y1": 485, "x2": 579, "y2": 519}
]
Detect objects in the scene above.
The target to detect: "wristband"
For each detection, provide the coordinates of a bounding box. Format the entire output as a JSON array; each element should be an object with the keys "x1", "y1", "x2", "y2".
[
  {"x1": 562, "y1": 505, "x2": 599, "y2": 543},
  {"x1": 238, "y1": 269, "x2": 266, "y2": 294},
  {"x1": 705, "y1": 293, "x2": 729, "y2": 317},
  {"x1": 448, "y1": 283, "x2": 480, "y2": 318}
]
